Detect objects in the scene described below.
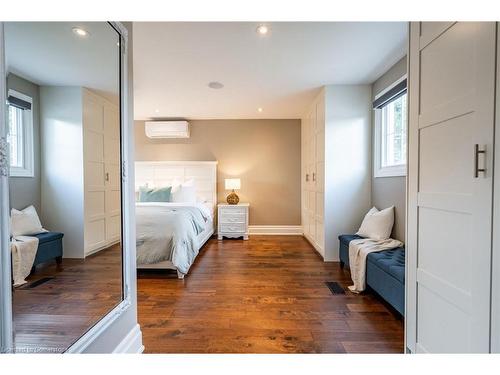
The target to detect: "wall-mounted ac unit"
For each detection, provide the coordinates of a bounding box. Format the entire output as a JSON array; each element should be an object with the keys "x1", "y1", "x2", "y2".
[{"x1": 145, "y1": 121, "x2": 190, "y2": 139}]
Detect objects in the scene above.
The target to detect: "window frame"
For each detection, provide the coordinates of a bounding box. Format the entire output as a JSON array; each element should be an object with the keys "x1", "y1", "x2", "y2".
[
  {"x1": 373, "y1": 75, "x2": 407, "y2": 178},
  {"x1": 7, "y1": 89, "x2": 34, "y2": 178}
]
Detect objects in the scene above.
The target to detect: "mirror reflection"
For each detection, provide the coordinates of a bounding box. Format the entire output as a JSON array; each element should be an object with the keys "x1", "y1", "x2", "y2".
[{"x1": 5, "y1": 22, "x2": 123, "y2": 353}]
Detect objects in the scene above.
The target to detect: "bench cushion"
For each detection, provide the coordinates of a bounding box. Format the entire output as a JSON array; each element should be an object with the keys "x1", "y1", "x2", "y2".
[
  {"x1": 33, "y1": 231, "x2": 64, "y2": 244},
  {"x1": 367, "y1": 247, "x2": 405, "y2": 283}
]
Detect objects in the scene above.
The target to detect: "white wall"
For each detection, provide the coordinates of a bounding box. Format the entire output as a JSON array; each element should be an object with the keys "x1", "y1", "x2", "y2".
[
  {"x1": 324, "y1": 85, "x2": 372, "y2": 260},
  {"x1": 371, "y1": 56, "x2": 407, "y2": 241},
  {"x1": 39, "y1": 86, "x2": 84, "y2": 258}
]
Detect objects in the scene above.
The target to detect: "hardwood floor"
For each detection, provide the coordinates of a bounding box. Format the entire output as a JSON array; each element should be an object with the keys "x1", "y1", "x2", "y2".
[
  {"x1": 12, "y1": 244, "x2": 122, "y2": 353},
  {"x1": 138, "y1": 235, "x2": 404, "y2": 353}
]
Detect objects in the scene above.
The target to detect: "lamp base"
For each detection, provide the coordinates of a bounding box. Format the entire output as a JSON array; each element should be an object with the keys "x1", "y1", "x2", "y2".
[{"x1": 226, "y1": 191, "x2": 240, "y2": 205}]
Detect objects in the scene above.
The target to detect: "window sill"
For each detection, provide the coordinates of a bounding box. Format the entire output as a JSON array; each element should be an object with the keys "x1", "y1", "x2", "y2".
[
  {"x1": 10, "y1": 167, "x2": 34, "y2": 178},
  {"x1": 374, "y1": 165, "x2": 406, "y2": 178}
]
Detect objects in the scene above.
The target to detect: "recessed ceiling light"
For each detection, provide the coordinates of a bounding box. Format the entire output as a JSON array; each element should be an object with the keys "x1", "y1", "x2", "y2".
[
  {"x1": 72, "y1": 27, "x2": 90, "y2": 38},
  {"x1": 256, "y1": 25, "x2": 269, "y2": 35},
  {"x1": 155, "y1": 109, "x2": 160, "y2": 114},
  {"x1": 258, "y1": 107, "x2": 263, "y2": 113},
  {"x1": 208, "y1": 81, "x2": 224, "y2": 89}
]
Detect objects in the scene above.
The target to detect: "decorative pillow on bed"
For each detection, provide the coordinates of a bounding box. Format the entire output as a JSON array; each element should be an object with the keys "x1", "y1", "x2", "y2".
[
  {"x1": 11, "y1": 205, "x2": 47, "y2": 237},
  {"x1": 356, "y1": 206, "x2": 394, "y2": 240},
  {"x1": 138, "y1": 186, "x2": 172, "y2": 202},
  {"x1": 171, "y1": 181, "x2": 197, "y2": 203}
]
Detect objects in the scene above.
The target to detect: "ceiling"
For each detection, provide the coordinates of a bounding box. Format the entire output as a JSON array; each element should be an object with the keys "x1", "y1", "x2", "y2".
[
  {"x1": 5, "y1": 22, "x2": 120, "y2": 102},
  {"x1": 133, "y1": 22, "x2": 407, "y2": 120}
]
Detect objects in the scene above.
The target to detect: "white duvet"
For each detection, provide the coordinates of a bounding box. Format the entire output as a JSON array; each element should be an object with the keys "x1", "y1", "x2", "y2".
[{"x1": 135, "y1": 202, "x2": 211, "y2": 274}]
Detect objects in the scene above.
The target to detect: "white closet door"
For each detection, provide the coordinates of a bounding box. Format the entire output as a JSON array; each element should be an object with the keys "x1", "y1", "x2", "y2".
[
  {"x1": 104, "y1": 103, "x2": 121, "y2": 244},
  {"x1": 83, "y1": 92, "x2": 107, "y2": 254},
  {"x1": 314, "y1": 96, "x2": 325, "y2": 251},
  {"x1": 407, "y1": 22, "x2": 496, "y2": 353}
]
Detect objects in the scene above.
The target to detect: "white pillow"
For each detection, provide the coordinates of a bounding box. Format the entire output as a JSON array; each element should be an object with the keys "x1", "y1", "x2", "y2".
[
  {"x1": 11, "y1": 205, "x2": 47, "y2": 237},
  {"x1": 356, "y1": 206, "x2": 394, "y2": 240},
  {"x1": 171, "y1": 181, "x2": 197, "y2": 203}
]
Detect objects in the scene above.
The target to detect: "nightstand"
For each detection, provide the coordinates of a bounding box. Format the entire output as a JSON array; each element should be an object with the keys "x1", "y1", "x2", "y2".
[{"x1": 217, "y1": 203, "x2": 249, "y2": 240}]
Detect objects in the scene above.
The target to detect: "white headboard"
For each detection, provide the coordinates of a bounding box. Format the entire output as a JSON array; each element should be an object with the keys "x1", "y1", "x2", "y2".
[{"x1": 135, "y1": 161, "x2": 218, "y2": 214}]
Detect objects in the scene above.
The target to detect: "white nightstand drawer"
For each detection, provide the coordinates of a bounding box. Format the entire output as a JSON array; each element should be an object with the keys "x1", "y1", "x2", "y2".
[
  {"x1": 219, "y1": 206, "x2": 247, "y2": 215},
  {"x1": 219, "y1": 213, "x2": 246, "y2": 224},
  {"x1": 219, "y1": 223, "x2": 246, "y2": 233}
]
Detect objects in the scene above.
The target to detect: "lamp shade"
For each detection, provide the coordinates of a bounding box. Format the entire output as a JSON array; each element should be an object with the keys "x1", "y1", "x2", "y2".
[{"x1": 225, "y1": 178, "x2": 241, "y2": 190}]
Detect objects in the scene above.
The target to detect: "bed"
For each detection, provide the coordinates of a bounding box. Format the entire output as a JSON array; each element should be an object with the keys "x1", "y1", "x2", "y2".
[{"x1": 135, "y1": 161, "x2": 217, "y2": 278}]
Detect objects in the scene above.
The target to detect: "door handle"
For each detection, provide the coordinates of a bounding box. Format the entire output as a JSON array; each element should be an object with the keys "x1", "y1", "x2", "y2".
[
  {"x1": 105, "y1": 172, "x2": 110, "y2": 182},
  {"x1": 474, "y1": 144, "x2": 486, "y2": 178},
  {"x1": 305, "y1": 174, "x2": 309, "y2": 182},
  {"x1": 312, "y1": 172, "x2": 316, "y2": 182}
]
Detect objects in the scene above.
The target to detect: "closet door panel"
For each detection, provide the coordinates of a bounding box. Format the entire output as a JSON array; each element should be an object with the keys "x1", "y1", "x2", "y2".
[
  {"x1": 106, "y1": 215, "x2": 121, "y2": 243},
  {"x1": 419, "y1": 22, "x2": 454, "y2": 47},
  {"x1": 85, "y1": 162, "x2": 105, "y2": 189},
  {"x1": 419, "y1": 115, "x2": 473, "y2": 193},
  {"x1": 407, "y1": 21, "x2": 495, "y2": 353},
  {"x1": 106, "y1": 190, "x2": 121, "y2": 215},
  {"x1": 87, "y1": 191, "x2": 106, "y2": 220},
  {"x1": 83, "y1": 94, "x2": 104, "y2": 132},
  {"x1": 85, "y1": 219, "x2": 106, "y2": 253},
  {"x1": 85, "y1": 130, "x2": 104, "y2": 161}
]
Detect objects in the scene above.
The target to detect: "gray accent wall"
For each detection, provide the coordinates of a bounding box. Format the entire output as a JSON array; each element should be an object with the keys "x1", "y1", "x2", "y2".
[
  {"x1": 7, "y1": 73, "x2": 41, "y2": 212},
  {"x1": 371, "y1": 56, "x2": 407, "y2": 242}
]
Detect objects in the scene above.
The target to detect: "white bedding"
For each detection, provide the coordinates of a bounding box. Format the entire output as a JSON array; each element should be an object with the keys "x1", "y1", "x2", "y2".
[{"x1": 135, "y1": 202, "x2": 212, "y2": 274}]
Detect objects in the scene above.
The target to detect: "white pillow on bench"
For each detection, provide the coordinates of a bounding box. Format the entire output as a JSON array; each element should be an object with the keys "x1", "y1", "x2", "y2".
[
  {"x1": 11, "y1": 205, "x2": 47, "y2": 237},
  {"x1": 356, "y1": 206, "x2": 394, "y2": 240}
]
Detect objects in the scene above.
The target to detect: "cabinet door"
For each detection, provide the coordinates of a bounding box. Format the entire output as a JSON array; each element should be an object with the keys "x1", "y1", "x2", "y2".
[
  {"x1": 83, "y1": 93, "x2": 106, "y2": 254},
  {"x1": 407, "y1": 22, "x2": 495, "y2": 353},
  {"x1": 308, "y1": 191, "x2": 316, "y2": 240},
  {"x1": 104, "y1": 103, "x2": 121, "y2": 243}
]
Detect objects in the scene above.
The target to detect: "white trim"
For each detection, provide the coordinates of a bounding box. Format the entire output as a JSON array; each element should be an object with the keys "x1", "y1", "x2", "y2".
[
  {"x1": 112, "y1": 324, "x2": 144, "y2": 353},
  {"x1": 373, "y1": 81, "x2": 408, "y2": 178},
  {"x1": 248, "y1": 225, "x2": 303, "y2": 235},
  {"x1": 7, "y1": 89, "x2": 34, "y2": 178},
  {"x1": 0, "y1": 22, "x2": 14, "y2": 353},
  {"x1": 492, "y1": 26, "x2": 500, "y2": 353},
  {"x1": 66, "y1": 21, "x2": 138, "y2": 354}
]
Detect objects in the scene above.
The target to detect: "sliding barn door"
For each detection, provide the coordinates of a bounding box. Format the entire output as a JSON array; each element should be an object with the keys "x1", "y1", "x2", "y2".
[{"x1": 407, "y1": 22, "x2": 496, "y2": 353}]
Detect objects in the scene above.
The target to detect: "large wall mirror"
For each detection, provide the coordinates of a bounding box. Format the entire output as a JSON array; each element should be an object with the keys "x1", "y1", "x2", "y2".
[{"x1": 4, "y1": 22, "x2": 124, "y2": 353}]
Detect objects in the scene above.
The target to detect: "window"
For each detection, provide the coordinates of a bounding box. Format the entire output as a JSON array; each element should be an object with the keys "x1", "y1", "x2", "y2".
[
  {"x1": 374, "y1": 77, "x2": 407, "y2": 178},
  {"x1": 7, "y1": 90, "x2": 34, "y2": 177}
]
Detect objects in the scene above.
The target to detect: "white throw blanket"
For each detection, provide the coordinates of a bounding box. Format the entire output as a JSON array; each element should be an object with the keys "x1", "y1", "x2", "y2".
[
  {"x1": 348, "y1": 238, "x2": 403, "y2": 293},
  {"x1": 11, "y1": 236, "x2": 39, "y2": 287}
]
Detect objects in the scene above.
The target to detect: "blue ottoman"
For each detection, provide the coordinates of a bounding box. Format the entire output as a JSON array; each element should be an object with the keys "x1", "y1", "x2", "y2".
[
  {"x1": 338, "y1": 234, "x2": 405, "y2": 316},
  {"x1": 32, "y1": 232, "x2": 64, "y2": 268}
]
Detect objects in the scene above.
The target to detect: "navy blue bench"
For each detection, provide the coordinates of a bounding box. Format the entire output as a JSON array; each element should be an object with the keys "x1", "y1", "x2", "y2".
[
  {"x1": 338, "y1": 234, "x2": 405, "y2": 316},
  {"x1": 32, "y1": 232, "x2": 64, "y2": 269}
]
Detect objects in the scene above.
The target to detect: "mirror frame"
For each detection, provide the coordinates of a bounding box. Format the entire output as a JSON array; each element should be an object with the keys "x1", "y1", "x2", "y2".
[{"x1": 0, "y1": 21, "x2": 136, "y2": 353}]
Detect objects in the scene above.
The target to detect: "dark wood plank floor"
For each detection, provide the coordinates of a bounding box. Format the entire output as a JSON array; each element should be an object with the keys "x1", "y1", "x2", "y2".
[
  {"x1": 138, "y1": 236, "x2": 404, "y2": 353},
  {"x1": 12, "y1": 244, "x2": 122, "y2": 353}
]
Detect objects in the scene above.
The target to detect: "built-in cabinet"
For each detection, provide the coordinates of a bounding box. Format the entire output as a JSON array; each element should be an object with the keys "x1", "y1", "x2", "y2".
[
  {"x1": 302, "y1": 94, "x2": 325, "y2": 256},
  {"x1": 40, "y1": 87, "x2": 120, "y2": 258},
  {"x1": 83, "y1": 91, "x2": 121, "y2": 255},
  {"x1": 407, "y1": 21, "x2": 500, "y2": 353},
  {"x1": 301, "y1": 85, "x2": 372, "y2": 261}
]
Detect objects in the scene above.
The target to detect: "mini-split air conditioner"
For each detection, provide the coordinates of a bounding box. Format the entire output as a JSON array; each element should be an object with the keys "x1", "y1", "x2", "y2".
[{"x1": 145, "y1": 121, "x2": 190, "y2": 139}]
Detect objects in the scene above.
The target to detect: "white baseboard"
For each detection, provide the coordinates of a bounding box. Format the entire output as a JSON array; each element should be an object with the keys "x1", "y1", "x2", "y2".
[
  {"x1": 248, "y1": 225, "x2": 303, "y2": 235},
  {"x1": 113, "y1": 324, "x2": 144, "y2": 353}
]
